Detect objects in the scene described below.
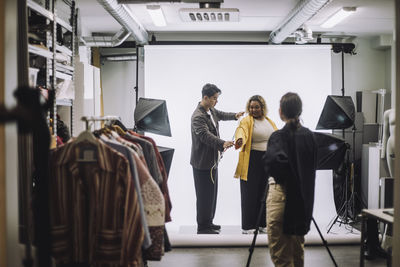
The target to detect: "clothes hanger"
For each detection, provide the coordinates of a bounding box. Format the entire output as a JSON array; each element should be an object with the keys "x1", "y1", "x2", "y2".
[
  {"x1": 74, "y1": 122, "x2": 99, "y2": 162},
  {"x1": 94, "y1": 126, "x2": 112, "y2": 138},
  {"x1": 112, "y1": 119, "x2": 128, "y2": 132},
  {"x1": 75, "y1": 130, "x2": 98, "y2": 145},
  {"x1": 111, "y1": 124, "x2": 126, "y2": 136}
]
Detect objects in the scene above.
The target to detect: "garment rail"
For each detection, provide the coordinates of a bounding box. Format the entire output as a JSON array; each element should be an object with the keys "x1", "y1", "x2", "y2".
[{"x1": 81, "y1": 115, "x2": 121, "y2": 130}]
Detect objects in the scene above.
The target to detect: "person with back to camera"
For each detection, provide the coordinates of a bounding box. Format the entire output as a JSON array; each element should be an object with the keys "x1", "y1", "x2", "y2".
[
  {"x1": 190, "y1": 83, "x2": 244, "y2": 234},
  {"x1": 234, "y1": 95, "x2": 277, "y2": 234},
  {"x1": 262, "y1": 92, "x2": 318, "y2": 267}
]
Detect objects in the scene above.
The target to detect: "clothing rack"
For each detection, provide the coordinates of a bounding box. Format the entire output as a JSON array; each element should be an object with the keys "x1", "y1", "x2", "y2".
[
  {"x1": 81, "y1": 115, "x2": 121, "y2": 130},
  {"x1": 48, "y1": 116, "x2": 170, "y2": 265}
]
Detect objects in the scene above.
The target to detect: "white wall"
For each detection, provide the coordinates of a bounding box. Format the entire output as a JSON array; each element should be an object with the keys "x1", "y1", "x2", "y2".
[
  {"x1": 143, "y1": 45, "x2": 335, "y2": 231},
  {"x1": 101, "y1": 60, "x2": 137, "y2": 129},
  {"x1": 74, "y1": 60, "x2": 102, "y2": 133},
  {"x1": 331, "y1": 38, "x2": 392, "y2": 123},
  {"x1": 5, "y1": 0, "x2": 21, "y2": 266}
]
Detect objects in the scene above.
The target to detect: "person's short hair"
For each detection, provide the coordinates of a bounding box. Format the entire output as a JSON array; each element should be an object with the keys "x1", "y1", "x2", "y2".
[
  {"x1": 246, "y1": 95, "x2": 268, "y2": 116},
  {"x1": 202, "y1": 83, "x2": 221, "y2": 98},
  {"x1": 280, "y1": 92, "x2": 302, "y2": 119}
]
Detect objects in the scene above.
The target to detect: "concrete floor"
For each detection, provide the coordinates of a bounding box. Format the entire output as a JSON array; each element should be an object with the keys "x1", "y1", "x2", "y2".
[{"x1": 148, "y1": 245, "x2": 388, "y2": 267}]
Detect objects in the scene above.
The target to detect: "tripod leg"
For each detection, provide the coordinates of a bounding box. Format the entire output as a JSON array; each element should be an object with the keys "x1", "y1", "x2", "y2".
[
  {"x1": 312, "y1": 218, "x2": 338, "y2": 267},
  {"x1": 327, "y1": 201, "x2": 347, "y2": 234},
  {"x1": 246, "y1": 183, "x2": 269, "y2": 267}
]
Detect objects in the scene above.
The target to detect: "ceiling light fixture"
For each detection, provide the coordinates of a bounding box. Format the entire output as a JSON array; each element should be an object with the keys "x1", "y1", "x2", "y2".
[
  {"x1": 179, "y1": 8, "x2": 239, "y2": 22},
  {"x1": 146, "y1": 5, "x2": 167, "y2": 27},
  {"x1": 321, "y1": 7, "x2": 356, "y2": 28}
]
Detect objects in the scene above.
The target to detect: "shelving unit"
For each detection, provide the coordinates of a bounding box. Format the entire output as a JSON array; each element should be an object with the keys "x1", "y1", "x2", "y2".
[
  {"x1": 27, "y1": 0, "x2": 54, "y2": 21},
  {"x1": 28, "y1": 44, "x2": 54, "y2": 58},
  {"x1": 56, "y1": 98, "x2": 73, "y2": 106},
  {"x1": 27, "y1": 0, "x2": 76, "y2": 143}
]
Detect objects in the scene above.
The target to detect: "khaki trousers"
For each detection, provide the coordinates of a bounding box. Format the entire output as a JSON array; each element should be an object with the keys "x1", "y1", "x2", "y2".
[{"x1": 267, "y1": 184, "x2": 305, "y2": 267}]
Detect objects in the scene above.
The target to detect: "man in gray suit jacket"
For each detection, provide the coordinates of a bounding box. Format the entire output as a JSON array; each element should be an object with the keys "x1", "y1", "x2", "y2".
[{"x1": 190, "y1": 83, "x2": 244, "y2": 234}]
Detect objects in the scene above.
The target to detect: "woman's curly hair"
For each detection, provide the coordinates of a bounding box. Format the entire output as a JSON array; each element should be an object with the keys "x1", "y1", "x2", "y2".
[{"x1": 245, "y1": 95, "x2": 268, "y2": 117}]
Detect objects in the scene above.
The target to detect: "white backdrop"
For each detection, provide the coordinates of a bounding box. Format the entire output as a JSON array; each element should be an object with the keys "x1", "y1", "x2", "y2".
[{"x1": 143, "y1": 45, "x2": 336, "y2": 232}]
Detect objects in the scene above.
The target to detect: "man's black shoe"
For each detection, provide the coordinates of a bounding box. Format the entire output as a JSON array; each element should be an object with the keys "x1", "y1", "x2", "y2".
[
  {"x1": 210, "y1": 224, "x2": 221, "y2": 230},
  {"x1": 364, "y1": 246, "x2": 389, "y2": 260},
  {"x1": 364, "y1": 248, "x2": 376, "y2": 260},
  {"x1": 374, "y1": 246, "x2": 389, "y2": 258},
  {"x1": 197, "y1": 228, "x2": 220, "y2": 234}
]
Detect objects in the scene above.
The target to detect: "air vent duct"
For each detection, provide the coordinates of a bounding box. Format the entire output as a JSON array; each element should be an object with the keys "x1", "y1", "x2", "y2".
[
  {"x1": 269, "y1": 0, "x2": 329, "y2": 44},
  {"x1": 97, "y1": 0, "x2": 149, "y2": 45},
  {"x1": 179, "y1": 8, "x2": 239, "y2": 22},
  {"x1": 81, "y1": 29, "x2": 131, "y2": 47}
]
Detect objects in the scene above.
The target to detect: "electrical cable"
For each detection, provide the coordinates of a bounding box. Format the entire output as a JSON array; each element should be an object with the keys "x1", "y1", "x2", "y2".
[{"x1": 209, "y1": 114, "x2": 245, "y2": 183}]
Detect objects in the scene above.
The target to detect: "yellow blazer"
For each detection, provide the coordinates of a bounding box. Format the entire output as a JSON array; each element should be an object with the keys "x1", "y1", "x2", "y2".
[{"x1": 234, "y1": 115, "x2": 277, "y2": 181}]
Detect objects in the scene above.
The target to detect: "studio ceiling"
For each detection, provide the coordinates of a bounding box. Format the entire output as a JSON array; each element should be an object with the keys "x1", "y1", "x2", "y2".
[{"x1": 77, "y1": 0, "x2": 394, "y2": 42}]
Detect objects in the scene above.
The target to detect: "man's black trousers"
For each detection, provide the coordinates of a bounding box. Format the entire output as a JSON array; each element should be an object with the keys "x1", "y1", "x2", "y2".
[{"x1": 193, "y1": 167, "x2": 218, "y2": 230}]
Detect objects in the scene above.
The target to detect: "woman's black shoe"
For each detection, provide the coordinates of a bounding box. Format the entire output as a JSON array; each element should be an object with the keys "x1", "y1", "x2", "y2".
[
  {"x1": 197, "y1": 228, "x2": 220, "y2": 234},
  {"x1": 210, "y1": 223, "x2": 221, "y2": 230}
]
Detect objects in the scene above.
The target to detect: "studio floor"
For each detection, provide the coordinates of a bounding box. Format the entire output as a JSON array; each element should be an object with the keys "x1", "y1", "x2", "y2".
[
  {"x1": 148, "y1": 223, "x2": 389, "y2": 267},
  {"x1": 166, "y1": 223, "x2": 362, "y2": 246},
  {"x1": 148, "y1": 246, "x2": 387, "y2": 267}
]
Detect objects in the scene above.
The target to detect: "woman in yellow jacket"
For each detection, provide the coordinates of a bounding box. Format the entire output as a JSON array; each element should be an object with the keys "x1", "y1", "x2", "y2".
[{"x1": 234, "y1": 95, "x2": 277, "y2": 234}]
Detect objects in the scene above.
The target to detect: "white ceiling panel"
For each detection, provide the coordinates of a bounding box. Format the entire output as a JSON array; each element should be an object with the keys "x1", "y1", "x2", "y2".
[{"x1": 76, "y1": 0, "x2": 395, "y2": 40}]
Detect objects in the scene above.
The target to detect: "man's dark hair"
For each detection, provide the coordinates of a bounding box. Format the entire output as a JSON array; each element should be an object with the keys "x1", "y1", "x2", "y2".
[{"x1": 202, "y1": 83, "x2": 221, "y2": 98}]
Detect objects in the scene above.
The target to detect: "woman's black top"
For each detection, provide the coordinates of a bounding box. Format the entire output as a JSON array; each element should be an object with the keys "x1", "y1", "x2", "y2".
[{"x1": 263, "y1": 124, "x2": 318, "y2": 235}]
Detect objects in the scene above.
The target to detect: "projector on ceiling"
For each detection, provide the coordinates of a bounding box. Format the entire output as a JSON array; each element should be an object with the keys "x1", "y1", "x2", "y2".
[{"x1": 179, "y1": 8, "x2": 239, "y2": 22}]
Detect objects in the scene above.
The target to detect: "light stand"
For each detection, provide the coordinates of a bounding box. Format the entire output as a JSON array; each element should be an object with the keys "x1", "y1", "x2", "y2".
[
  {"x1": 338, "y1": 89, "x2": 387, "y2": 226},
  {"x1": 316, "y1": 95, "x2": 356, "y2": 231},
  {"x1": 327, "y1": 147, "x2": 352, "y2": 233},
  {"x1": 245, "y1": 184, "x2": 268, "y2": 267},
  {"x1": 350, "y1": 123, "x2": 357, "y2": 218},
  {"x1": 323, "y1": 44, "x2": 360, "y2": 231},
  {"x1": 348, "y1": 118, "x2": 364, "y2": 221},
  {"x1": 327, "y1": 118, "x2": 365, "y2": 233}
]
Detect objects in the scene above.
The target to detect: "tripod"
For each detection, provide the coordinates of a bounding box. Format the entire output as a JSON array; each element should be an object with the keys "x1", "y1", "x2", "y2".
[
  {"x1": 327, "y1": 124, "x2": 362, "y2": 233},
  {"x1": 246, "y1": 183, "x2": 338, "y2": 267}
]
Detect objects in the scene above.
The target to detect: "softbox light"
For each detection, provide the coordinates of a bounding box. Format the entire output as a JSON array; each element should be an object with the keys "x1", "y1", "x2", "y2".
[
  {"x1": 316, "y1": 95, "x2": 355, "y2": 130},
  {"x1": 314, "y1": 131, "x2": 350, "y2": 215},
  {"x1": 314, "y1": 132, "x2": 348, "y2": 170},
  {"x1": 134, "y1": 98, "x2": 172, "y2": 137},
  {"x1": 157, "y1": 146, "x2": 174, "y2": 176}
]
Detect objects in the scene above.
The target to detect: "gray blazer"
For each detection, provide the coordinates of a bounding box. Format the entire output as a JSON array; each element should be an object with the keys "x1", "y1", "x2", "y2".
[{"x1": 190, "y1": 103, "x2": 237, "y2": 170}]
